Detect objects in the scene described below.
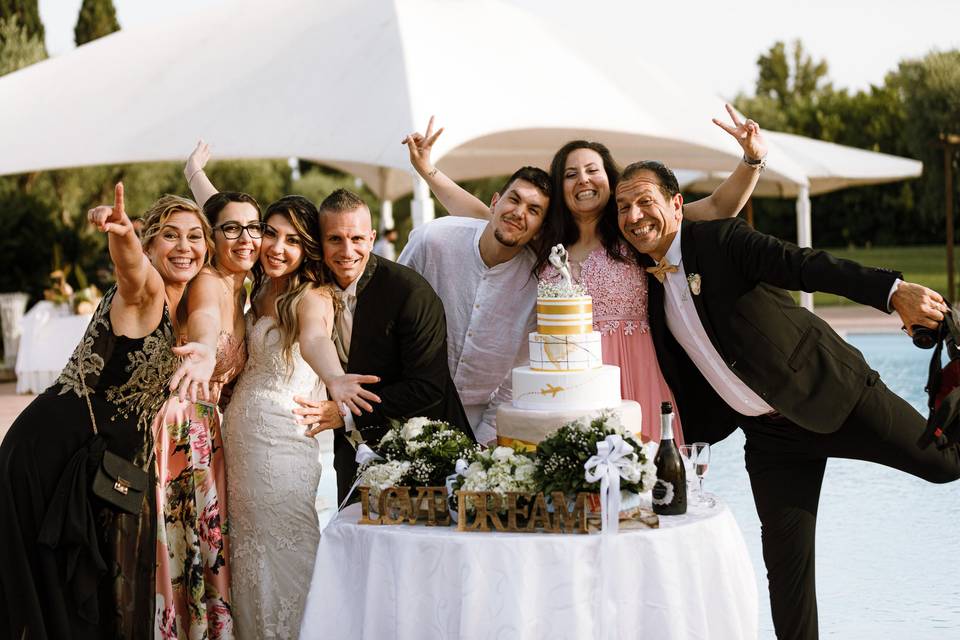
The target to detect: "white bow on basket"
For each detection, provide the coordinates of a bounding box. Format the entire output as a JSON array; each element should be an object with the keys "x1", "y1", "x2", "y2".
[{"x1": 584, "y1": 434, "x2": 635, "y2": 534}]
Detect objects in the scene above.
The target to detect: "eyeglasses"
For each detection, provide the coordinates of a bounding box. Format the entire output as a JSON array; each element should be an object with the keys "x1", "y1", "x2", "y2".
[{"x1": 214, "y1": 222, "x2": 264, "y2": 239}]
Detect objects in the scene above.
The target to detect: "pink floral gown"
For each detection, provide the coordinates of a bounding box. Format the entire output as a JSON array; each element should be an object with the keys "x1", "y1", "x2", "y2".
[
  {"x1": 152, "y1": 332, "x2": 247, "y2": 639},
  {"x1": 541, "y1": 241, "x2": 684, "y2": 444}
]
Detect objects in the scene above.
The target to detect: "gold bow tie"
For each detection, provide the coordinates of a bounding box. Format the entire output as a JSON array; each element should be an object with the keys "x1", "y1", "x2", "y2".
[{"x1": 646, "y1": 257, "x2": 679, "y2": 283}]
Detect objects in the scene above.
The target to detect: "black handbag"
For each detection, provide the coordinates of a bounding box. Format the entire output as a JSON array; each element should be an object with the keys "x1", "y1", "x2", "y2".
[{"x1": 78, "y1": 355, "x2": 149, "y2": 515}]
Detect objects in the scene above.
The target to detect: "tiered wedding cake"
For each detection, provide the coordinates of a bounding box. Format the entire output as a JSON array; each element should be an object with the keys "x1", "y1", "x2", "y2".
[{"x1": 497, "y1": 246, "x2": 642, "y2": 449}]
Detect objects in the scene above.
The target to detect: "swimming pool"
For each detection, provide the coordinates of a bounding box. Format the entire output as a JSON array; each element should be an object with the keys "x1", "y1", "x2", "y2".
[{"x1": 710, "y1": 333, "x2": 960, "y2": 638}]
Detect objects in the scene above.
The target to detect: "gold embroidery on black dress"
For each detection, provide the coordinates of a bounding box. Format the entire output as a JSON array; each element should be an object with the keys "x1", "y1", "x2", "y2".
[
  {"x1": 56, "y1": 289, "x2": 111, "y2": 396},
  {"x1": 56, "y1": 286, "x2": 177, "y2": 439},
  {"x1": 106, "y1": 326, "x2": 177, "y2": 432}
]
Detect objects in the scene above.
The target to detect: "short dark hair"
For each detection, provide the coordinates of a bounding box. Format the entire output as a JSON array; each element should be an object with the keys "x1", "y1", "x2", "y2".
[
  {"x1": 499, "y1": 166, "x2": 551, "y2": 199},
  {"x1": 203, "y1": 191, "x2": 261, "y2": 227},
  {"x1": 620, "y1": 161, "x2": 680, "y2": 199},
  {"x1": 318, "y1": 188, "x2": 367, "y2": 215}
]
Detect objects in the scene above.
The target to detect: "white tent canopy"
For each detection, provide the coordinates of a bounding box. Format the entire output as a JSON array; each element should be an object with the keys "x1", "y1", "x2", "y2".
[
  {"x1": 0, "y1": 0, "x2": 809, "y2": 213},
  {"x1": 676, "y1": 130, "x2": 923, "y2": 198}
]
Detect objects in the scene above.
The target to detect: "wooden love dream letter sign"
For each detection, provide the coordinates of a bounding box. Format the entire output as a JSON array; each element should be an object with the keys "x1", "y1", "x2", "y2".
[{"x1": 357, "y1": 486, "x2": 589, "y2": 534}]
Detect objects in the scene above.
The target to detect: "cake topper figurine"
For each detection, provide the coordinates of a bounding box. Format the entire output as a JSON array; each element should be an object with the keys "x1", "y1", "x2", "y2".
[{"x1": 548, "y1": 244, "x2": 574, "y2": 290}]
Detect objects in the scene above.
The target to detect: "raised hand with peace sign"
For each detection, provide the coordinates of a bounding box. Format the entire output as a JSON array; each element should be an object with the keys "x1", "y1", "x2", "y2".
[
  {"x1": 712, "y1": 103, "x2": 767, "y2": 164},
  {"x1": 402, "y1": 115, "x2": 445, "y2": 178}
]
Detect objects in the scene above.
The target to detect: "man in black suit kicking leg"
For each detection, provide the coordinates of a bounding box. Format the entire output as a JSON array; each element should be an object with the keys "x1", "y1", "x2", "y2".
[
  {"x1": 294, "y1": 189, "x2": 471, "y2": 504},
  {"x1": 615, "y1": 160, "x2": 960, "y2": 640}
]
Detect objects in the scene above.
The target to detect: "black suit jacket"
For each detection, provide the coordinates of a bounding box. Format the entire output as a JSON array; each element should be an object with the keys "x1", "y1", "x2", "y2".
[
  {"x1": 332, "y1": 256, "x2": 471, "y2": 497},
  {"x1": 646, "y1": 218, "x2": 901, "y2": 445}
]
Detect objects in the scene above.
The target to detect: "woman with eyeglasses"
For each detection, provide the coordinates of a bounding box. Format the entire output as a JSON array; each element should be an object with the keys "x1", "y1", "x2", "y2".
[{"x1": 150, "y1": 164, "x2": 264, "y2": 636}]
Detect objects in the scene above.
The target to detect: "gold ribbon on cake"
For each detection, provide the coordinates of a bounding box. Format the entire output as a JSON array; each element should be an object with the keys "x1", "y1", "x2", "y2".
[
  {"x1": 536, "y1": 299, "x2": 593, "y2": 335},
  {"x1": 496, "y1": 436, "x2": 538, "y2": 452}
]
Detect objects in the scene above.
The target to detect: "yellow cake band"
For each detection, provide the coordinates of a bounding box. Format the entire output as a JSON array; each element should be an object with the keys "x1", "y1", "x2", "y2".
[
  {"x1": 537, "y1": 325, "x2": 592, "y2": 335},
  {"x1": 536, "y1": 302, "x2": 593, "y2": 315},
  {"x1": 496, "y1": 436, "x2": 538, "y2": 452}
]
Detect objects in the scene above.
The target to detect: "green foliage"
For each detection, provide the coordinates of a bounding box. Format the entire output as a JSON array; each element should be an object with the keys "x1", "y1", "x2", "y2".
[
  {"x1": 0, "y1": 0, "x2": 45, "y2": 44},
  {"x1": 813, "y1": 245, "x2": 952, "y2": 306},
  {"x1": 203, "y1": 158, "x2": 292, "y2": 209},
  {"x1": 896, "y1": 50, "x2": 960, "y2": 237},
  {"x1": 0, "y1": 186, "x2": 57, "y2": 297},
  {"x1": 734, "y1": 41, "x2": 960, "y2": 247},
  {"x1": 0, "y1": 14, "x2": 45, "y2": 76},
  {"x1": 74, "y1": 0, "x2": 120, "y2": 46}
]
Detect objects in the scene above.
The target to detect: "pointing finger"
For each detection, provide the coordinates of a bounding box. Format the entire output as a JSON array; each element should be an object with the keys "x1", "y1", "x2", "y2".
[{"x1": 114, "y1": 182, "x2": 125, "y2": 219}]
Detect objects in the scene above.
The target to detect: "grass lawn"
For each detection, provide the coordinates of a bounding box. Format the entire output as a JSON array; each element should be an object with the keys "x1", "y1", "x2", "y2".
[{"x1": 812, "y1": 245, "x2": 951, "y2": 306}]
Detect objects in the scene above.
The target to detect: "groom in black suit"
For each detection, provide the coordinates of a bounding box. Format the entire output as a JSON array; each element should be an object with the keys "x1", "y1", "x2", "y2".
[
  {"x1": 294, "y1": 189, "x2": 471, "y2": 503},
  {"x1": 615, "y1": 161, "x2": 960, "y2": 639}
]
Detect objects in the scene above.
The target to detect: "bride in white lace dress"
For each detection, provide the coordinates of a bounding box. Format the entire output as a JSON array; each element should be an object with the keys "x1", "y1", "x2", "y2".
[{"x1": 221, "y1": 196, "x2": 379, "y2": 639}]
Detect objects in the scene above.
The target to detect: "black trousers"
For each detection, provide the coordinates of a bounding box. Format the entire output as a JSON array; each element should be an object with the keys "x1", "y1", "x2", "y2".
[{"x1": 739, "y1": 374, "x2": 960, "y2": 640}]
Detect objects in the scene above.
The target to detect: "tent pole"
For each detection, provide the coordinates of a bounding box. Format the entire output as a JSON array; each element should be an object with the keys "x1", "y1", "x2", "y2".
[
  {"x1": 379, "y1": 200, "x2": 394, "y2": 233},
  {"x1": 796, "y1": 185, "x2": 813, "y2": 311},
  {"x1": 946, "y1": 144, "x2": 955, "y2": 301},
  {"x1": 411, "y1": 175, "x2": 435, "y2": 228}
]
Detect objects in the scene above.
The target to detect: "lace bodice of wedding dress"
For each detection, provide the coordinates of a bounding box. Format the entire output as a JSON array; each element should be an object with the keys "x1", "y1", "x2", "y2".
[{"x1": 222, "y1": 314, "x2": 324, "y2": 639}]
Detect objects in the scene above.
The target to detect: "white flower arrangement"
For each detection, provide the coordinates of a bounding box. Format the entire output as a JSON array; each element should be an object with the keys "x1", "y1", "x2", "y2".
[
  {"x1": 458, "y1": 446, "x2": 538, "y2": 495},
  {"x1": 357, "y1": 416, "x2": 480, "y2": 493},
  {"x1": 534, "y1": 410, "x2": 656, "y2": 497},
  {"x1": 537, "y1": 279, "x2": 587, "y2": 299}
]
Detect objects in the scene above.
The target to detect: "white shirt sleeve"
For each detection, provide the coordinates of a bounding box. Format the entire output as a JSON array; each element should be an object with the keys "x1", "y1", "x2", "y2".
[
  {"x1": 396, "y1": 226, "x2": 425, "y2": 270},
  {"x1": 886, "y1": 278, "x2": 903, "y2": 312}
]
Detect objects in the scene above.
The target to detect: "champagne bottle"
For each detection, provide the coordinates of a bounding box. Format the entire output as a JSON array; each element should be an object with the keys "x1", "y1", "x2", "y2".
[{"x1": 653, "y1": 401, "x2": 686, "y2": 515}]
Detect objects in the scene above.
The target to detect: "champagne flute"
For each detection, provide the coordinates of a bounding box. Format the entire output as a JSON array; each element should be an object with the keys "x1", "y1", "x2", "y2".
[
  {"x1": 679, "y1": 444, "x2": 695, "y2": 496},
  {"x1": 690, "y1": 442, "x2": 710, "y2": 502}
]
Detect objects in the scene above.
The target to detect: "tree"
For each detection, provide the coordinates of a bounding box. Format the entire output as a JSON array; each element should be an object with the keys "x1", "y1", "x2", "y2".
[
  {"x1": 0, "y1": 14, "x2": 45, "y2": 76},
  {"x1": 74, "y1": 0, "x2": 120, "y2": 46},
  {"x1": 895, "y1": 50, "x2": 960, "y2": 239},
  {"x1": 0, "y1": 0, "x2": 45, "y2": 46},
  {"x1": 735, "y1": 40, "x2": 832, "y2": 135}
]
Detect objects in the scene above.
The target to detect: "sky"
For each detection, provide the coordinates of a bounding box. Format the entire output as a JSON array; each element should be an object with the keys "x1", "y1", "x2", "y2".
[{"x1": 37, "y1": 0, "x2": 960, "y2": 101}]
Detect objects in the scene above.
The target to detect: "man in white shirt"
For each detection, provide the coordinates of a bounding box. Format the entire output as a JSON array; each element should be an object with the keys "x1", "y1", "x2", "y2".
[
  {"x1": 398, "y1": 167, "x2": 551, "y2": 445},
  {"x1": 615, "y1": 159, "x2": 959, "y2": 640}
]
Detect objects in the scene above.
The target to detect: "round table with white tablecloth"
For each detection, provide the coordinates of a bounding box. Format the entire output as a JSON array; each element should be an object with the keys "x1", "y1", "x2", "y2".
[
  {"x1": 14, "y1": 301, "x2": 91, "y2": 394},
  {"x1": 299, "y1": 496, "x2": 757, "y2": 640}
]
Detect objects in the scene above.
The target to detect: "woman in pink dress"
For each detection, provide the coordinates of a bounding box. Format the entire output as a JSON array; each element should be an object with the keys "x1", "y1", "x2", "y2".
[
  {"x1": 152, "y1": 183, "x2": 263, "y2": 639},
  {"x1": 403, "y1": 107, "x2": 767, "y2": 442}
]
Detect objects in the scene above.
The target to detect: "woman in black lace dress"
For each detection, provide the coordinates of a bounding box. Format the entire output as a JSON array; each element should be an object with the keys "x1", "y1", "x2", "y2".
[{"x1": 0, "y1": 184, "x2": 215, "y2": 639}]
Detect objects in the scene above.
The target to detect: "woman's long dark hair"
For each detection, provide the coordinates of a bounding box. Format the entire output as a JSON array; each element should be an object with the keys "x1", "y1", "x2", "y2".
[
  {"x1": 534, "y1": 140, "x2": 626, "y2": 275},
  {"x1": 253, "y1": 195, "x2": 330, "y2": 374}
]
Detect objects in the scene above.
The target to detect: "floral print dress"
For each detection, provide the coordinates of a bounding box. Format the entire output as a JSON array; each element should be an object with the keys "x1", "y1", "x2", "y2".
[{"x1": 153, "y1": 332, "x2": 246, "y2": 639}]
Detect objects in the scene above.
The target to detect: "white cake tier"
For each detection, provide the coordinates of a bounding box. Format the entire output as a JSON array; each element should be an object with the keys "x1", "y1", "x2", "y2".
[
  {"x1": 536, "y1": 296, "x2": 593, "y2": 335},
  {"x1": 497, "y1": 400, "x2": 643, "y2": 449},
  {"x1": 512, "y1": 364, "x2": 621, "y2": 411},
  {"x1": 529, "y1": 331, "x2": 603, "y2": 371}
]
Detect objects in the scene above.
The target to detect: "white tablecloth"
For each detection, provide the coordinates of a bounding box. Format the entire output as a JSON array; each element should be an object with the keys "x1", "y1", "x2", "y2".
[
  {"x1": 15, "y1": 301, "x2": 91, "y2": 394},
  {"x1": 300, "y1": 496, "x2": 757, "y2": 640}
]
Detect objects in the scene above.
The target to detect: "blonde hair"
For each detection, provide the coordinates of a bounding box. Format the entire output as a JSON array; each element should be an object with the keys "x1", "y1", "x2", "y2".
[
  {"x1": 254, "y1": 195, "x2": 334, "y2": 374},
  {"x1": 139, "y1": 194, "x2": 214, "y2": 265}
]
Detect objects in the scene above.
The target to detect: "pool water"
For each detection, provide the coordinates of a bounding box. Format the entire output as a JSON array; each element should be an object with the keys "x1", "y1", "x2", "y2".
[{"x1": 710, "y1": 333, "x2": 960, "y2": 638}]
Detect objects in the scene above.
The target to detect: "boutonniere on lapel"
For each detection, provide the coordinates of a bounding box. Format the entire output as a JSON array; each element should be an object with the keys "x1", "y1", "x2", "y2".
[{"x1": 686, "y1": 273, "x2": 702, "y2": 296}]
